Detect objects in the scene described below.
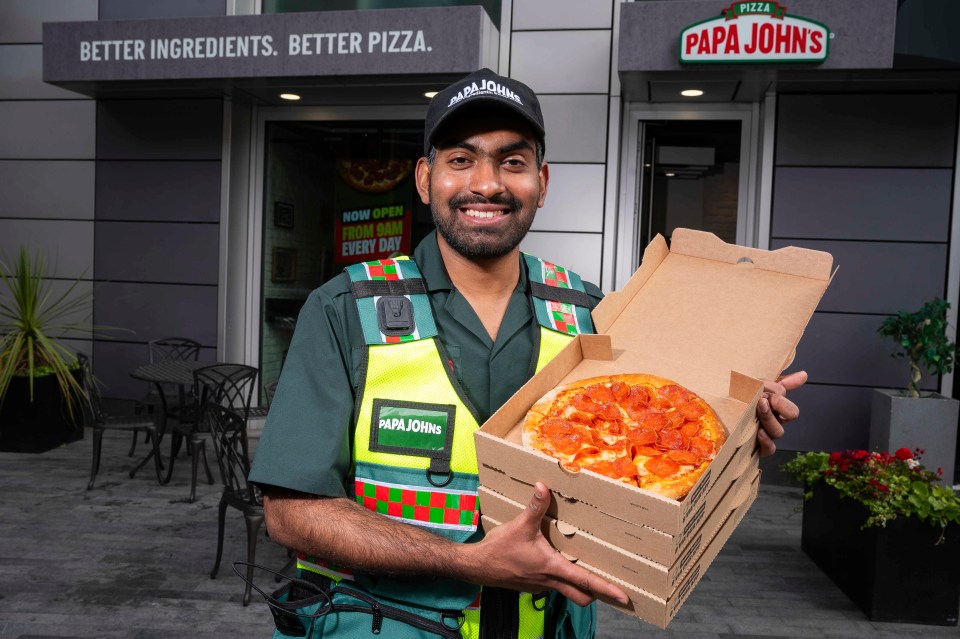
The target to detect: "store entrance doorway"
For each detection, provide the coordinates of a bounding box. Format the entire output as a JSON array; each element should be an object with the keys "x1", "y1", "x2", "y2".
[{"x1": 636, "y1": 119, "x2": 742, "y2": 248}]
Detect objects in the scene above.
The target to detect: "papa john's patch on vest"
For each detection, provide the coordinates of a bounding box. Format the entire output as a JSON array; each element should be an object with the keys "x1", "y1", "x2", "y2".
[{"x1": 370, "y1": 399, "x2": 456, "y2": 460}]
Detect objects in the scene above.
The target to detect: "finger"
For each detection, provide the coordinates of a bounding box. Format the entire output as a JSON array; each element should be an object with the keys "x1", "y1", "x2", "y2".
[
  {"x1": 756, "y1": 395, "x2": 785, "y2": 439},
  {"x1": 768, "y1": 392, "x2": 800, "y2": 424},
  {"x1": 757, "y1": 427, "x2": 776, "y2": 457},
  {"x1": 777, "y1": 370, "x2": 808, "y2": 392},
  {"x1": 549, "y1": 557, "x2": 629, "y2": 606},
  {"x1": 518, "y1": 482, "x2": 551, "y2": 533}
]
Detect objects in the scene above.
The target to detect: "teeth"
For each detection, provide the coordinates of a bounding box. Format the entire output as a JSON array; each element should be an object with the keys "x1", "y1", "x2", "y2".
[{"x1": 463, "y1": 209, "x2": 503, "y2": 219}]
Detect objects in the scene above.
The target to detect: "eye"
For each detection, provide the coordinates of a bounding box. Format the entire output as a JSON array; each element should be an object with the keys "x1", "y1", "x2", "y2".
[
  {"x1": 447, "y1": 155, "x2": 472, "y2": 167},
  {"x1": 503, "y1": 157, "x2": 528, "y2": 170}
]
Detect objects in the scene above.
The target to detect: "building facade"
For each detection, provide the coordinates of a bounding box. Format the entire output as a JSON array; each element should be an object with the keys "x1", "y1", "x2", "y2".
[{"x1": 2, "y1": 0, "x2": 958, "y2": 473}]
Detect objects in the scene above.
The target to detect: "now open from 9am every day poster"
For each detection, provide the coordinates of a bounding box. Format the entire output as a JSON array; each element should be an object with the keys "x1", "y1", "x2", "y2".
[{"x1": 334, "y1": 158, "x2": 414, "y2": 263}]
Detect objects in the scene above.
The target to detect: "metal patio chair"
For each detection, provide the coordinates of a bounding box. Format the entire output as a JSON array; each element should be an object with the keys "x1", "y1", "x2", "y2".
[
  {"x1": 132, "y1": 337, "x2": 201, "y2": 456},
  {"x1": 79, "y1": 354, "x2": 165, "y2": 489}
]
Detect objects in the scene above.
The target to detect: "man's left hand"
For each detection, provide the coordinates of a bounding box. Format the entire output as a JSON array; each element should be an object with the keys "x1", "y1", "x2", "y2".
[{"x1": 756, "y1": 370, "x2": 807, "y2": 456}]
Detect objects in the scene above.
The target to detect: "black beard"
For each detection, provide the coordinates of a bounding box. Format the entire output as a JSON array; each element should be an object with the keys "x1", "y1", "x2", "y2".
[{"x1": 432, "y1": 192, "x2": 536, "y2": 259}]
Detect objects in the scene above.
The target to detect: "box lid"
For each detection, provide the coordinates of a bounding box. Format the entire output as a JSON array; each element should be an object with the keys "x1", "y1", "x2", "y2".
[{"x1": 591, "y1": 229, "x2": 834, "y2": 398}]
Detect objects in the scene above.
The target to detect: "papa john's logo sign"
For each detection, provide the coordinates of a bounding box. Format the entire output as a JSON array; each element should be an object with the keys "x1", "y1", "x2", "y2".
[{"x1": 680, "y1": 2, "x2": 830, "y2": 64}]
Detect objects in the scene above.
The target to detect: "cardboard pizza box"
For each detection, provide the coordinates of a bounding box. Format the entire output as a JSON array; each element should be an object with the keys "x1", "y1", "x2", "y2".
[
  {"x1": 475, "y1": 228, "x2": 834, "y2": 537},
  {"x1": 478, "y1": 464, "x2": 759, "y2": 598},
  {"x1": 478, "y1": 445, "x2": 760, "y2": 568},
  {"x1": 480, "y1": 470, "x2": 760, "y2": 629}
]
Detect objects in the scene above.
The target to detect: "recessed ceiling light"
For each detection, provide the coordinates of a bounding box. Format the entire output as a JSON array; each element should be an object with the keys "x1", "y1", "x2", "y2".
[
  {"x1": 680, "y1": 89, "x2": 704, "y2": 97},
  {"x1": 424, "y1": 91, "x2": 439, "y2": 99},
  {"x1": 665, "y1": 172, "x2": 676, "y2": 177},
  {"x1": 279, "y1": 93, "x2": 301, "y2": 101}
]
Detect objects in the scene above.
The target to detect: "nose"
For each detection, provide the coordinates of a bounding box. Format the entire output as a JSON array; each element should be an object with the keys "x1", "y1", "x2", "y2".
[{"x1": 469, "y1": 157, "x2": 505, "y2": 199}]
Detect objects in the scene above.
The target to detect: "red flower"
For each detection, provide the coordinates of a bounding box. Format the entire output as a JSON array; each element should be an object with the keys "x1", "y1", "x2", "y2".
[
  {"x1": 878, "y1": 484, "x2": 889, "y2": 492},
  {"x1": 895, "y1": 447, "x2": 912, "y2": 460}
]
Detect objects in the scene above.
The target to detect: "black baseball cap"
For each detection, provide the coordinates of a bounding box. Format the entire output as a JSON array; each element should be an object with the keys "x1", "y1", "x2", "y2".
[{"x1": 423, "y1": 68, "x2": 545, "y2": 156}]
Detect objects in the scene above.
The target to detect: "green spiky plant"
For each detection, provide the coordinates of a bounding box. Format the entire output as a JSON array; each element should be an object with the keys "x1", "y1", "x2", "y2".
[
  {"x1": 0, "y1": 247, "x2": 93, "y2": 420},
  {"x1": 877, "y1": 298, "x2": 957, "y2": 398}
]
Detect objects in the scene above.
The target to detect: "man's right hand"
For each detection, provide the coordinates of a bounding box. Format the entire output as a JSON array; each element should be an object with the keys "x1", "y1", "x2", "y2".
[{"x1": 463, "y1": 482, "x2": 629, "y2": 607}]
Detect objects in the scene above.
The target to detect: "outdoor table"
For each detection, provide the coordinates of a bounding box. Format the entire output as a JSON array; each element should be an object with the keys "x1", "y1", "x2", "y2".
[{"x1": 129, "y1": 360, "x2": 218, "y2": 482}]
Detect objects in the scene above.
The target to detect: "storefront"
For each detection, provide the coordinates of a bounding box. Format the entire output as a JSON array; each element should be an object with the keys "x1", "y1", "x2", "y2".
[{"x1": 4, "y1": 0, "x2": 957, "y2": 469}]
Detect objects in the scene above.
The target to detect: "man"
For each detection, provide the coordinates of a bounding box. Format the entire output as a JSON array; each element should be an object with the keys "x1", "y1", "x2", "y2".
[{"x1": 249, "y1": 68, "x2": 805, "y2": 638}]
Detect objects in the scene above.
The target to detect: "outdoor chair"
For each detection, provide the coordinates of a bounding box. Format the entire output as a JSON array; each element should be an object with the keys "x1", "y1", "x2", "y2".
[
  {"x1": 246, "y1": 378, "x2": 278, "y2": 422},
  {"x1": 133, "y1": 337, "x2": 201, "y2": 456},
  {"x1": 165, "y1": 364, "x2": 258, "y2": 502},
  {"x1": 205, "y1": 402, "x2": 264, "y2": 606},
  {"x1": 79, "y1": 354, "x2": 165, "y2": 490}
]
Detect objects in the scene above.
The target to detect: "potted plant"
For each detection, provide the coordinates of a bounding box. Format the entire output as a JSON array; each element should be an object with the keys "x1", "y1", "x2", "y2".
[
  {"x1": 871, "y1": 298, "x2": 959, "y2": 485},
  {"x1": 784, "y1": 448, "x2": 960, "y2": 625},
  {"x1": 0, "y1": 247, "x2": 91, "y2": 452}
]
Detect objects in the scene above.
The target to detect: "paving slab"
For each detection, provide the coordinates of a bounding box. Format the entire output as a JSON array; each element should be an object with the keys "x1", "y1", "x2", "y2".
[{"x1": 1, "y1": 430, "x2": 957, "y2": 638}]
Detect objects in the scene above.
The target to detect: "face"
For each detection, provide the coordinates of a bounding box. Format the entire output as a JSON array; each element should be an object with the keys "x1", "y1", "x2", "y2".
[{"x1": 415, "y1": 114, "x2": 548, "y2": 260}]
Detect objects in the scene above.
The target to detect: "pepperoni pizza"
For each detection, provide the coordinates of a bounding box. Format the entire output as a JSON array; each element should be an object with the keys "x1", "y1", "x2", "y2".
[
  {"x1": 522, "y1": 374, "x2": 726, "y2": 500},
  {"x1": 336, "y1": 159, "x2": 413, "y2": 194}
]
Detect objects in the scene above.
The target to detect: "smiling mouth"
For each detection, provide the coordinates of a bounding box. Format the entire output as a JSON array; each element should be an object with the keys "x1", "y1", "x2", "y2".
[{"x1": 462, "y1": 208, "x2": 507, "y2": 219}]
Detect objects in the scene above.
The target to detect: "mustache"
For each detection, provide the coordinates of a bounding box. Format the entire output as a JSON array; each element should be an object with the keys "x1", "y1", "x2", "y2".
[{"x1": 448, "y1": 193, "x2": 521, "y2": 211}]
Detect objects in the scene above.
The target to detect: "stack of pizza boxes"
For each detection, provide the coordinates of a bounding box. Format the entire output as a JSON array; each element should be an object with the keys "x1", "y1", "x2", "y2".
[{"x1": 475, "y1": 229, "x2": 834, "y2": 628}]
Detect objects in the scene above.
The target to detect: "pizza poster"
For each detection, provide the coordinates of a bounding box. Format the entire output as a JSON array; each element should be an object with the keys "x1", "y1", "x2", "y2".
[{"x1": 334, "y1": 158, "x2": 414, "y2": 263}]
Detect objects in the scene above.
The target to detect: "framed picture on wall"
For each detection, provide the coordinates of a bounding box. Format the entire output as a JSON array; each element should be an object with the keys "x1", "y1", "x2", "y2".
[
  {"x1": 274, "y1": 201, "x2": 295, "y2": 229},
  {"x1": 271, "y1": 247, "x2": 297, "y2": 282}
]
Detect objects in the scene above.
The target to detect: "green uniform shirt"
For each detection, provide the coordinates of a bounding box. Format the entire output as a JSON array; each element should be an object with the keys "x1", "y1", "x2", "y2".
[{"x1": 250, "y1": 231, "x2": 603, "y2": 497}]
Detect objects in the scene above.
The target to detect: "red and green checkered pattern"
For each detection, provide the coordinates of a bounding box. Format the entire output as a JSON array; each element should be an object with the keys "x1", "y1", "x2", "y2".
[
  {"x1": 364, "y1": 259, "x2": 400, "y2": 280},
  {"x1": 355, "y1": 479, "x2": 479, "y2": 529},
  {"x1": 543, "y1": 261, "x2": 570, "y2": 288},
  {"x1": 548, "y1": 300, "x2": 579, "y2": 335}
]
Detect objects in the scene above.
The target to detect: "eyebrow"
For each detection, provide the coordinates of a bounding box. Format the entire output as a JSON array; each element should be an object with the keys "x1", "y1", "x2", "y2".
[{"x1": 444, "y1": 138, "x2": 535, "y2": 156}]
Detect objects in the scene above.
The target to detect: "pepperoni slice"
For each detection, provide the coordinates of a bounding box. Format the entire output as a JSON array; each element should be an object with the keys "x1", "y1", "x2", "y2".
[
  {"x1": 567, "y1": 411, "x2": 595, "y2": 426},
  {"x1": 552, "y1": 432, "x2": 585, "y2": 455},
  {"x1": 610, "y1": 381, "x2": 630, "y2": 402},
  {"x1": 658, "y1": 428, "x2": 685, "y2": 450},
  {"x1": 594, "y1": 419, "x2": 623, "y2": 437},
  {"x1": 678, "y1": 402, "x2": 706, "y2": 420},
  {"x1": 634, "y1": 445, "x2": 663, "y2": 457},
  {"x1": 639, "y1": 412, "x2": 668, "y2": 431},
  {"x1": 572, "y1": 393, "x2": 601, "y2": 413},
  {"x1": 597, "y1": 403, "x2": 622, "y2": 421},
  {"x1": 627, "y1": 385, "x2": 651, "y2": 404},
  {"x1": 587, "y1": 460, "x2": 617, "y2": 476},
  {"x1": 541, "y1": 418, "x2": 575, "y2": 438},
  {"x1": 645, "y1": 456, "x2": 680, "y2": 478},
  {"x1": 572, "y1": 445, "x2": 602, "y2": 463},
  {"x1": 585, "y1": 384, "x2": 616, "y2": 404},
  {"x1": 665, "y1": 411, "x2": 685, "y2": 430},
  {"x1": 680, "y1": 421, "x2": 701, "y2": 438},
  {"x1": 613, "y1": 457, "x2": 638, "y2": 478},
  {"x1": 689, "y1": 436, "x2": 715, "y2": 458},
  {"x1": 666, "y1": 450, "x2": 700, "y2": 465},
  {"x1": 626, "y1": 428, "x2": 658, "y2": 446},
  {"x1": 659, "y1": 384, "x2": 692, "y2": 405}
]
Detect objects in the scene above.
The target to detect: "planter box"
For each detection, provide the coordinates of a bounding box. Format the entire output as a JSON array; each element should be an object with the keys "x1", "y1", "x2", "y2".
[
  {"x1": 869, "y1": 389, "x2": 959, "y2": 486},
  {"x1": 0, "y1": 372, "x2": 84, "y2": 453},
  {"x1": 801, "y1": 482, "x2": 960, "y2": 626}
]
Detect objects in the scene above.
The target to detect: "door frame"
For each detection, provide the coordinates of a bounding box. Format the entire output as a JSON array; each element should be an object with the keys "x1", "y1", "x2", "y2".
[
  {"x1": 236, "y1": 104, "x2": 427, "y2": 370},
  {"x1": 613, "y1": 102, "x2": 763, "y2": 289}
]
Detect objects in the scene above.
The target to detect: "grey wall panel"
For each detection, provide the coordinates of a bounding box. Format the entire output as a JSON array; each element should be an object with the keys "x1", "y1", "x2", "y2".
[
  {"x1": 776, "y1": 94, "x2": 957, "y2": 167},
  {"x1": 538, "y1": 94, "x2": 608, "y2": 163},
  {"x1": 778, "y1": 384, "x2": 873, "y2": 452},
  {"x1": 0, "y1": 161, "x2": 95, "y2": 219},
  {"x1": 771, "y1": 168, "x2": 952, "y2": 241},
  {"x1": 94, "y1": 222, "x2": 219, "y2": 284},
  {"x1": 533, "y1": 164, "x2": 605, "y2": 233},
  {"x1": 96, "y1": 100, "x2": 223, "y2": 160},
  {"x1": 512, "y1": 0, "x2": 612, "y2": 29},
  {"x1": 0, "y1": 0, "x2": 98, "y2": 44},
  {"x1": 0, "y1": 45, "x2": 86, "y2": 99},
  {"x1": 93, "y1": 340, "x2": 217, "y2": 400},
  {"x1": 98, "y1": 0, "x2": 225, "y2": 20},
  {"x1": 0, "y1": 101, "x2": 95, "y2": 159},
  {"x1": 94, "y1": 282, "x2": 218, "y2": 348},
  {"x1": 511, "y1": 31, "x2": 611, "y2": 94},
  {"x1": 791, "y1": 312, "x2": 938, "y2": 391},
  {"x1": 0, "y1": 219, "x2": 94, "y2": 278},
  {"x1": 96, "y1": 161, "x2": 221, "y2": 222},
  {"x1": 769, "y1": 239, "x2": 948, "y2": 315}
]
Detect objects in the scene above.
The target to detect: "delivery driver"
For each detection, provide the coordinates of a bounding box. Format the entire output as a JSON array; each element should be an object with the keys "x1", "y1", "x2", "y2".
[{"x1": 248, "y1": 68, "x2": 805, "y2": 638}]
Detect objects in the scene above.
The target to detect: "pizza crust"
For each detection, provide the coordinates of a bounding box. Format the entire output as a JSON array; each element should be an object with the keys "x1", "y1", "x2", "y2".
[{"x1": 521, "y1": 373, "x2": 726, "y2": 501}]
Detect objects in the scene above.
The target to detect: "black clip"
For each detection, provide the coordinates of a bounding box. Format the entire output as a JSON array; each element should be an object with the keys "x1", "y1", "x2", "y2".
[{"x1": 377, "y1": 296, "x2": 415, "y2": 336}]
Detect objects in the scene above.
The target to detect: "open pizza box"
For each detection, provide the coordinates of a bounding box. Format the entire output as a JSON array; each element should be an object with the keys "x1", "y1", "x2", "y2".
[
  {"x1": 479, "y1": 457, "x2": 760, "y2": 597},
  {"x1": 475, "y1": 228, "x2": 834, "y2": 538}
]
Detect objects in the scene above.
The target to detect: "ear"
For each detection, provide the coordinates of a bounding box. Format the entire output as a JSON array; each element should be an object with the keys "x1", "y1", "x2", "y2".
[
  {"x1": 415, "y1": 157, "x2": 431, "y2": 205},
  {"x1": 537, "y1": 161, "x2": 550, "y2": 208}
]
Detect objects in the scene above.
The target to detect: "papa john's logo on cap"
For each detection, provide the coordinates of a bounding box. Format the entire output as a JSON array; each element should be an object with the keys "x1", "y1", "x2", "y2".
[{"x1": 447, "y1": 78, "x2": 524, "y2": 108}]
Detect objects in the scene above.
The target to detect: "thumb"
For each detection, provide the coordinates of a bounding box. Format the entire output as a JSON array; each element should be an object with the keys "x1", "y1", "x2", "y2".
[
  {"x1": 779, "y1": 370, "x2": 808, "y2": 391},
  {"x1": 518, "y1": 481, "x2": 551, "y2": 534}
]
